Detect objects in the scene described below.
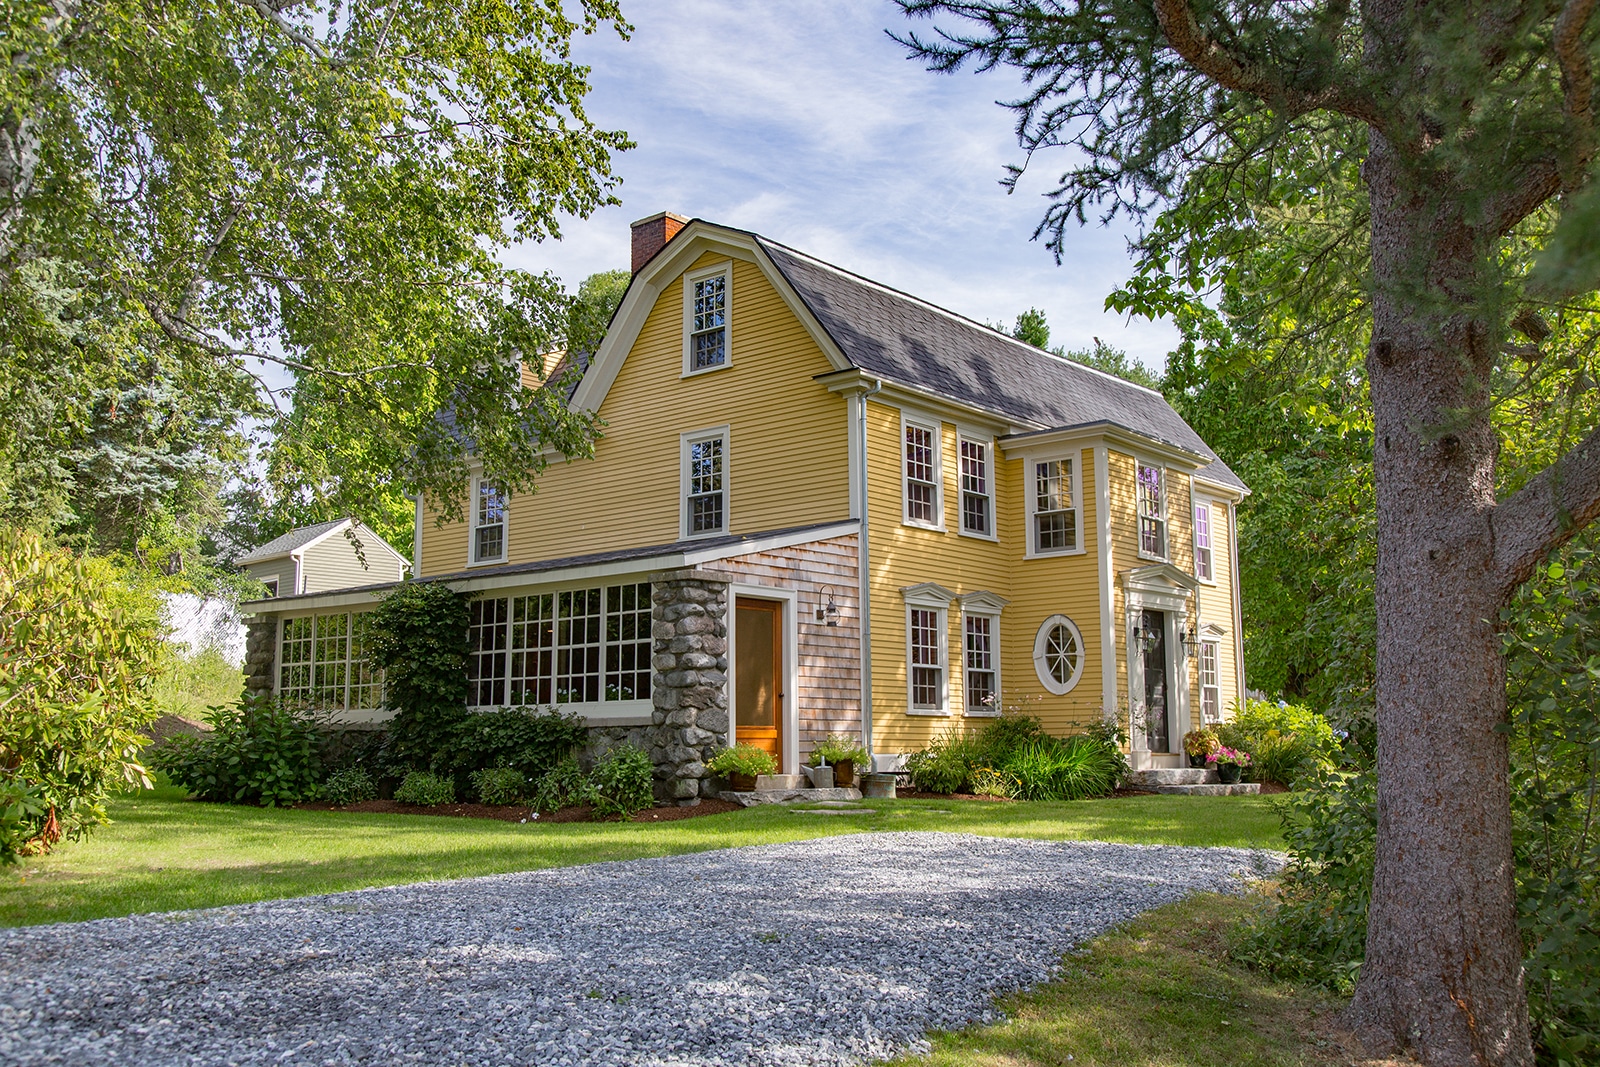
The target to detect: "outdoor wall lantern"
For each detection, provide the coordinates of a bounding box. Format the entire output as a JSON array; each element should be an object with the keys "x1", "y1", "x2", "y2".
[
  {"x1": 1180, "y1": 629, "x2": 1200, "y2": 658},
  {"x1": 1132, "y1": 622, "x2": 1159, "y2": 651},
  {"x1": 815, "y1": 587, "x2": 841, "y2": 627}
]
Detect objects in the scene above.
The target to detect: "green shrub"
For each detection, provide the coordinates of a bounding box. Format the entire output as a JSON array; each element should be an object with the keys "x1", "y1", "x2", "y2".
[
  {"x1": 807, "y1": 733, "x2": 869, "y2": 767},
  {"x1": 448, "y1": 706, "x2": 587, "y2": 781},
  {"x1": 149, "y1": 695, "x2": 321, "y2": 806},
  {"x1": 969, "y1": 765, "x2": 1019, "y2": 798},
  {"x1": 1001, "y1": 735, "x2": 1125, "y2": 801},
  {"x1": 320, "y1": 767, "x2": 377, "y2": 806},
  {"x1": 1216, "y1": 700, "x2": 1337, "y2": 786},
  {"x1": 0, "y1": 531, "x2": 163, "y2": 860},
  {"x1": 973, "y1": 713, "x2": 1047, "y2": 765},
  {"x1": 530, "y1": 756, "x2": 595, "y2": 813},
  {"x1": 706, "y1": 743, "x2": 778, "y2": 778},
  {"x1": 367, "y1": 581, "x2": 472, "y2": 773},
  {"x1": 906, "y1": 736, "x2": 973, "y2": 793},
  {"x1": 393, "y1": 770, "x2": 455, "y2": 806},
  {"x1": 470, "y1": 766, "x2": 527, "y2": 806},
  {"x1": 590, "y1": 744, "x2": 654, "y2": 819}
]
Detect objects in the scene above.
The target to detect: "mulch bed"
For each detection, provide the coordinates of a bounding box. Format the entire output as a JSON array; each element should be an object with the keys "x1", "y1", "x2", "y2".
[{"x1": 293, "y1": 797, "x2": 744, "y2": 824}]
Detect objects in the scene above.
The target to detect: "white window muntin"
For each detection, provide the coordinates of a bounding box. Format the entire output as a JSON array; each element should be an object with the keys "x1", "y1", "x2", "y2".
[
  {"x1": 1193, "y1": 497, "x2": 1215, "y2": 582},
  {"x1": 957, "y1": 434, "x2": 997, "y2": 540},
  {"x1": 1024, "y1": 451, "x2": 1083, "y2": 558},
  {"x1": 682, "y1": 261, "x2": 733, "y2": 376},
  {"x1": 902, "y1": 583, "x2": 954, "y2": 715},
  {"x1": 466, "y1": 580, "x2": 653, "y2": 710},
  {"x1": 1033, "y1": 614, "x2": 1086, "y2": 695},
  {"x1": 901, "y1": 413, "x2": 944, "y2": 529},
  {"x1": 1136, "y1": 460, "x2": 1168, "y2": 561},
  {"x1": 277, "y1": 611, "x2": 382, "y2": 711},
  {"x1": 680, "y1": 425, "x2": 730, "y2": 539},
  {"x1": 961, "y1": 609, "x2": 1001, "y2": 715},
  {"x1": 1200, "y1": 639, "x2": 1221, "y2": 722},
  {"x1": 470, "y1": 475, "x2": 508, "y2": 565}
]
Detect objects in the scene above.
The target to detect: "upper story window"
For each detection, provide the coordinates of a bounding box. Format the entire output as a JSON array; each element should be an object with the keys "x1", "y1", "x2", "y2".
[
  {"x1": 682, "y1": 427, "x2": 728, "y2": 537},
  {"x1": 262, "y1": 578, "x2": 279, "y2": 598},
  {"x1": 684, "y1": 264, "x2": 731, "y2": 375},
  {"x1": 1137, "y1": 463, "x2": 1167, "y2": 559},
  {"x1": 959, "y1": 438, "x2": 993, "y2": 537},
  {"x1": 473, "y1": 478, "x2": 507, "y2": 564},
  {"x1": 1031, "y1": 458, "x2": 1078, "y2": 554},
  {"x1": 1194, "y1": 500, "x2": 1214, "y2": 581},
  {"x1": 903, "y1": 418, "x2": 942, "y2": 527}
]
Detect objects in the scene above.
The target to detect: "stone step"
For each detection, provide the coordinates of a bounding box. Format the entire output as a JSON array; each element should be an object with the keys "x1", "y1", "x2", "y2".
[
  {"x1": 755, "y1": 774, "x2": 805, "y2": 791},
  {"x1": 1135, "y1": 782, "x2": 1261, "y2": 796},
  {"x1": 724, "y1": 787, "x2": 864, "y2": 807},
  {"x1": 1127, "y1": 768, "x2": 1217, "y2": 786}
]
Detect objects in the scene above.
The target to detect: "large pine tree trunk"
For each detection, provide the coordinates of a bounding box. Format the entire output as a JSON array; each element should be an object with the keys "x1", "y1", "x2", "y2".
[{"x1": 1344, "y1": 133, "x2": 1535, "y2": 1066}]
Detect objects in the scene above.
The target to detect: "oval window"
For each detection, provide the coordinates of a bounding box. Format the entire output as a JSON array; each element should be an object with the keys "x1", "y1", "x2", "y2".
[{"x1": 1033, "y1": 615, "x2": 1085, "y2": 695}]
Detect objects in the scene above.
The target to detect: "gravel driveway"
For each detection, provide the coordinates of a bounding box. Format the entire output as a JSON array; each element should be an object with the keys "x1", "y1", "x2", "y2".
[{"x1": 1, "y1": 832, "x2": 1281, "y2": 1067}]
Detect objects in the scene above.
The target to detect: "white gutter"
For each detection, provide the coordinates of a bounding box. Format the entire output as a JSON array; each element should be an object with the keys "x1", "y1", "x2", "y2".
[{"x1": 855, "y1": 378, "x2": 882, "y2": 761}]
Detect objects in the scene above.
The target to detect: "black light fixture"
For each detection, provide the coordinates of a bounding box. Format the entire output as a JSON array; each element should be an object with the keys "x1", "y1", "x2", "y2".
[
  {"x1": 1180, "y1": 628, "x2": 1200, "y2": 658},
  {"x1": 815, "y1": 586, "x2": 840, "y2": 626}
]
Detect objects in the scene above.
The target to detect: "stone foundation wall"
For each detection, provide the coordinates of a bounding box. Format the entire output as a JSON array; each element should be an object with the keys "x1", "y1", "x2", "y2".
[
  {"x1": 645, "y1": 568, "x2": 734, "y2": 803},
  {"x1": 243, "y1": 618, "x2": 276, "y2": 695}
]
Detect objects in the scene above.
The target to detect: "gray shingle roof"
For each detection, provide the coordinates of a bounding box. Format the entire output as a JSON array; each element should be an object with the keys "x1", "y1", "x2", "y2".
[
  {"x1": 235, "y1": 519, "x2": 348, "y2": 565},
  {"x1": 757, "y1": 239, "x2": 1246, "y2": 492}
]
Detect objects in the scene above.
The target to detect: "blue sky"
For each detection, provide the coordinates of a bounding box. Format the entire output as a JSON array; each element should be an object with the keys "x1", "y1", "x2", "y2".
[{"x1": 511, "y1": 1, "x2": 1179, "y2": 373}]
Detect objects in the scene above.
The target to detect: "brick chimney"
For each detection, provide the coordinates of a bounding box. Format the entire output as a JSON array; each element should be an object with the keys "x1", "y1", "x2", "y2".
[{"x1": 631, "y1": 211, "x2": 688, "y2": 273}]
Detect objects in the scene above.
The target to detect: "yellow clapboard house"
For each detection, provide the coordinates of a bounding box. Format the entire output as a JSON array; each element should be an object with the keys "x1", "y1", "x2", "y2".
[{"x1": 242, "y1": 213, "x2": 1249, "y2": 800}]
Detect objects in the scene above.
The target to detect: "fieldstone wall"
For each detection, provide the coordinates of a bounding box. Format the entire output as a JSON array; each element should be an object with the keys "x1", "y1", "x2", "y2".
[
  {"x1": 243, "y1": 618, "x2": 277, "y2": 695},
  {"x1": 647, "y1": 568, "x2": 734, "y2": 803}
]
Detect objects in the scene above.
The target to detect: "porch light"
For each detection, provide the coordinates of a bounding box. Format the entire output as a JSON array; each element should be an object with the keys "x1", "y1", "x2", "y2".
[
  {"x1": 1180, "y1": 629, "x2": 1200, "y2": 658},
  {"x1": 1132, "y1": 623, "x2": 1159, "y2": 651},
  {"x1": 815, "y1": 587, "x2": 841, "y2": 627}
]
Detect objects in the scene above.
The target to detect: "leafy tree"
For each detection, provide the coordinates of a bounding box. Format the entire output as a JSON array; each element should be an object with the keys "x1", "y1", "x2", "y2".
[
  {"x1": 898, "y1": 2, "x2": 1600, "y2": 1062},
  {"x1": 1007, "y1": 307, "x2": 1162, "y2": 388},
  {"x1": 2, "y1": 0, "x2": 631, "y2": 544},
  {"x1": 1013, "y1": 306, "x2": 1052, "y2": 347},
  {"x1": 566, "y1": 269, "x2": 633, "y2": 359}
]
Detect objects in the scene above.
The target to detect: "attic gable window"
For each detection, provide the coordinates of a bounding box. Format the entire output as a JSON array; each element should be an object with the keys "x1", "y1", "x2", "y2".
[
  {"x1": 684, "y1": 264, "x2": 731, "y2": 375},
  {"x1": 1137, "y1": 463, "x2": 1167, "y2": 559},
  {"x1": 1031, "y1": 458, "x2": 1078, "y2": 554},
  {"x1": 473, "y1": 479, "x2": 507, "y2": 564},
  {"x1": 682, "y1": 426, "x2": 729, "y2": 537}
]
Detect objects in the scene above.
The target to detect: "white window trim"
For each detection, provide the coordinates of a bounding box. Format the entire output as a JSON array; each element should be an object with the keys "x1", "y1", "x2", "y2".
[
  {"x1": 900, "y1": 412, "x2": 946, "y2": 531},
  {"x1": 1033, "y1": 614, "x2": 1086, "y2": 695},
  {"x1": 1193, "y1": 495, "x2": 1218, "y2": 585},
  {"x1": 956, "y1": 432, "x2": 999, "y2": 542},
  {"x1": 467, "y1": 474, "x2": 508, "y2": 567},
  {"x1": 1023, "y1": 452, "x2": 1085, "y2": 559},
  {"x1": 902, "y1": 582, "x2": 954, "y2": 716},
  {"x1": 680, "y1": 425, "x2": 731, "y2": 540},
  {"x1": 1135, "y1": 459, "x2": 1169, "y2": 562},
  {"x1": 682, "y1": 260, "x2": 733, "y2": 377},
  {"x1": 1199, "y1": 638, "x2": 1223, "y2": 723},
  {"x1": 262, "y1": 578, "x2": 279, "y2": 598},
  {"x1": 960, "y1": 605, "x2": 1003, "y2": 717}
]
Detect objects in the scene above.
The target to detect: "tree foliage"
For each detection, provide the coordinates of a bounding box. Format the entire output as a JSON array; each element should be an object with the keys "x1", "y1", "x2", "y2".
[{"x1": 2, "y1": 0, "x2": 632, "y2": 549}]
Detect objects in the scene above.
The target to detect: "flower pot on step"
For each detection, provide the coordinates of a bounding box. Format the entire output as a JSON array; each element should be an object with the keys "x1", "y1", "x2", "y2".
[
  {"x1": 728, "y1": 772, "x2": 757, "y2": 792},
  {"x1": 1188, "y1": 753, "x2": 1210, "y2": 769},
  {"x1": 833, "y1": 759, "x2": 855, "y2": 789},
  {"x1": 1215, "y1": 762, "x2": 1242, "y2": 785}
]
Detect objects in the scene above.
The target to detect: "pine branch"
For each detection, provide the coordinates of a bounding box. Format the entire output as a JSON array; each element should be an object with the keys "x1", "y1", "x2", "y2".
[{"x1": 1492, "y1": 423, "x2": 1600, "y2": 596}]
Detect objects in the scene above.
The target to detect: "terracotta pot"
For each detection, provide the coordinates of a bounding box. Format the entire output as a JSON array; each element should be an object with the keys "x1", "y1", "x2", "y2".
[
  {"x1": 833, "y1": 759, "x2": 855, "y2": 789},
  {"x1": 729, "y1": 772, "x2": 756, "y2": 792}
]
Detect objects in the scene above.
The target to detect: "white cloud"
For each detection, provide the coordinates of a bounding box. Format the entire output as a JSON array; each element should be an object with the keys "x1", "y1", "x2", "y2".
[{"x1": 508, "y1": 0, "x2": 1176, "y2": 372}]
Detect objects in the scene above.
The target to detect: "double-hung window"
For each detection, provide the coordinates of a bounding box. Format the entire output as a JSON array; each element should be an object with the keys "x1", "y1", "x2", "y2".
[
  {"x1": 909, "y1": 608, "x2": 944, "y2": 711},
  {"x1": 472, "y1": 479, "x2": 507, "y2": 564},
  {"x1": 1200, "y1": 640, "x2": 1222, "y2": 722},
  {"x1": 682, "y1": 427, "x2": 728, "y2": 537},
  {"x1": 903, "y1": 419, "x2": 941, "y2": 527},
  {"x1": 963, "y1": 614, "x2": 998, "y2": 713},
  {"x1": 1137, "y1": 463, "x2": 1167, "y2": 559},
  {"x1": 959, "y1": 438, "x2": 993, "y2": 537},
  {"x1": 1031, "y1": 458, "x2": 1077, "y2": 554},
  {"x1": 1194, "y1": 500, "x2": 1214, "y2": 581},
  {"x1": 684, "y1": 265, "x2": 730, "y2": 373}
]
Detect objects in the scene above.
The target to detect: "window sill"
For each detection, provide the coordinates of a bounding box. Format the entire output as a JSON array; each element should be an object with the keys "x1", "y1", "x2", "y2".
[
  {"x1": 681, "y1": 361, "x2": 732, "y2": 379},
  {"x1": 962, "y1": 709, "x2": 1001, "y2": 718},
  {"x1": 957, "y1": 529, "x2": 999, "y2": 543},
  {"x1": 901, "y1": 519, "x2": 947, "y2": 533},
  {"x1": 1136, "y1": 551, "x2": 1169, "y2": 564},
  {"x1": 682, "y1": 527, "x2": 729, "y2": 541},
  {"x1": 1196, "y1": 575, "x2": 1218, "y2": 586},
  {"x1": 905, "y1": 708, "x2": 951, "y2": 717},
  {"x1": 1024, "y1": 547, "x2": 1087, "y2": 560},
  {"x1": 465, "y1": 557, "x2": 507, "y2": 568}
]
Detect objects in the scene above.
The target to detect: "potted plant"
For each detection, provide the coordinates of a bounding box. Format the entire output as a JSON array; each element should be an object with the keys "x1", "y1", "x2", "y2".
[
  {"x1": 1207, "y1": 746, "x2": 1252, "y2": 784},
  {"x1": 807, "y1": 733, "x2": 869, "y2": 789},
  {"x1": 1183, "y1": 727, "x2": 1220, "y2": 770},
  {"x1": 706, "y1": 744, "x2": 777, "y2": 792}
]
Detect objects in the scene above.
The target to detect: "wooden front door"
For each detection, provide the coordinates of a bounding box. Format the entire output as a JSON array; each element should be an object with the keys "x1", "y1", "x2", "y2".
[
  {"x1": 1141, "y1": 609, "x2": 1170, "y2": 752},
  {"x1": 735, "y1": 598, "x2": 783, "y2": 769}
]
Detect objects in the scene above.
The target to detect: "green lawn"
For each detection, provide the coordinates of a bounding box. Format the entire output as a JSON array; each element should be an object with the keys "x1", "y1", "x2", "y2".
[{"x1": 0, "y1": 786, "x2": 1283, "y2": 927}]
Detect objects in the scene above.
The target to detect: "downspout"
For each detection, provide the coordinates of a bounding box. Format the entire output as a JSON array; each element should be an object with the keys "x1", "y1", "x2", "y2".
[
  {"x1": 1228, "y1": 500, "x2": 1247, "y2": 709},
  {"x1": 409, "y1": 493, "x2": 423, "y2": 578},
  {"x1": 856, "y1": 379, "x2": 883, "y2": 764}
]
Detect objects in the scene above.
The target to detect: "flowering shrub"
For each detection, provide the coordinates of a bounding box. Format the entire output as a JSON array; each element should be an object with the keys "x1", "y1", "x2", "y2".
[{"x1": 1207, "y1": 746, "x2": 1253, "y2": 768}]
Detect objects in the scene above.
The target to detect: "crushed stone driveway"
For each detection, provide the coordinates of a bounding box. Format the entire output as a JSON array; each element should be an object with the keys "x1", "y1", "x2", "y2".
[{"x1": 0, "y1": 832, "x2": 1282, "y2": 1067}]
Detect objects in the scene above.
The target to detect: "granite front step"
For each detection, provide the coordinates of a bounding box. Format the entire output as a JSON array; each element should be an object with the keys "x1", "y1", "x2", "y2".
[
  {"x1": 1136, "y1": 782, "x2": 1261, "y2": 796},
  {"x1": 725, "y1": 787, "x2": 864, "y2": 807},
  {"x1": 1127, "y1": 768, "x2": 1218, "y2": 787}
]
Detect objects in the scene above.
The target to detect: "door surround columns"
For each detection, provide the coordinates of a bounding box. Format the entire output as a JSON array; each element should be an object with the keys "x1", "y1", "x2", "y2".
[{"x1": 1122, "y1": 564, "x2": 1199, "y2": 770}]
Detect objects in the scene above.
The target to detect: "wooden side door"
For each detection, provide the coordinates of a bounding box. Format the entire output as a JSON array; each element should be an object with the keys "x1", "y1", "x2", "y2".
[{"x1": 734, "y1": 598, "x2": 783, "y2": 768}]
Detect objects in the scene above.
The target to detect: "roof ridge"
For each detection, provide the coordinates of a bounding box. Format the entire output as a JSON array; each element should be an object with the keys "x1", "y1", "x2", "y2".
[{"x1": 755, "y1": 237, "x2": 1167, "y2": 399}]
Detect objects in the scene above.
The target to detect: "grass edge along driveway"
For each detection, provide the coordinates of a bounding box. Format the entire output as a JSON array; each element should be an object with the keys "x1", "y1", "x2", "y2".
[{"x1": 1, "y1": 785, "x2": 1282, "y2": 927}]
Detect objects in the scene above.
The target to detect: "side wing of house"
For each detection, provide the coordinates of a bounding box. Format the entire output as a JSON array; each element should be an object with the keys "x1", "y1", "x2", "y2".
[{"x1": 298, "y1": 522, "x2": 408, "y2": 594}]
